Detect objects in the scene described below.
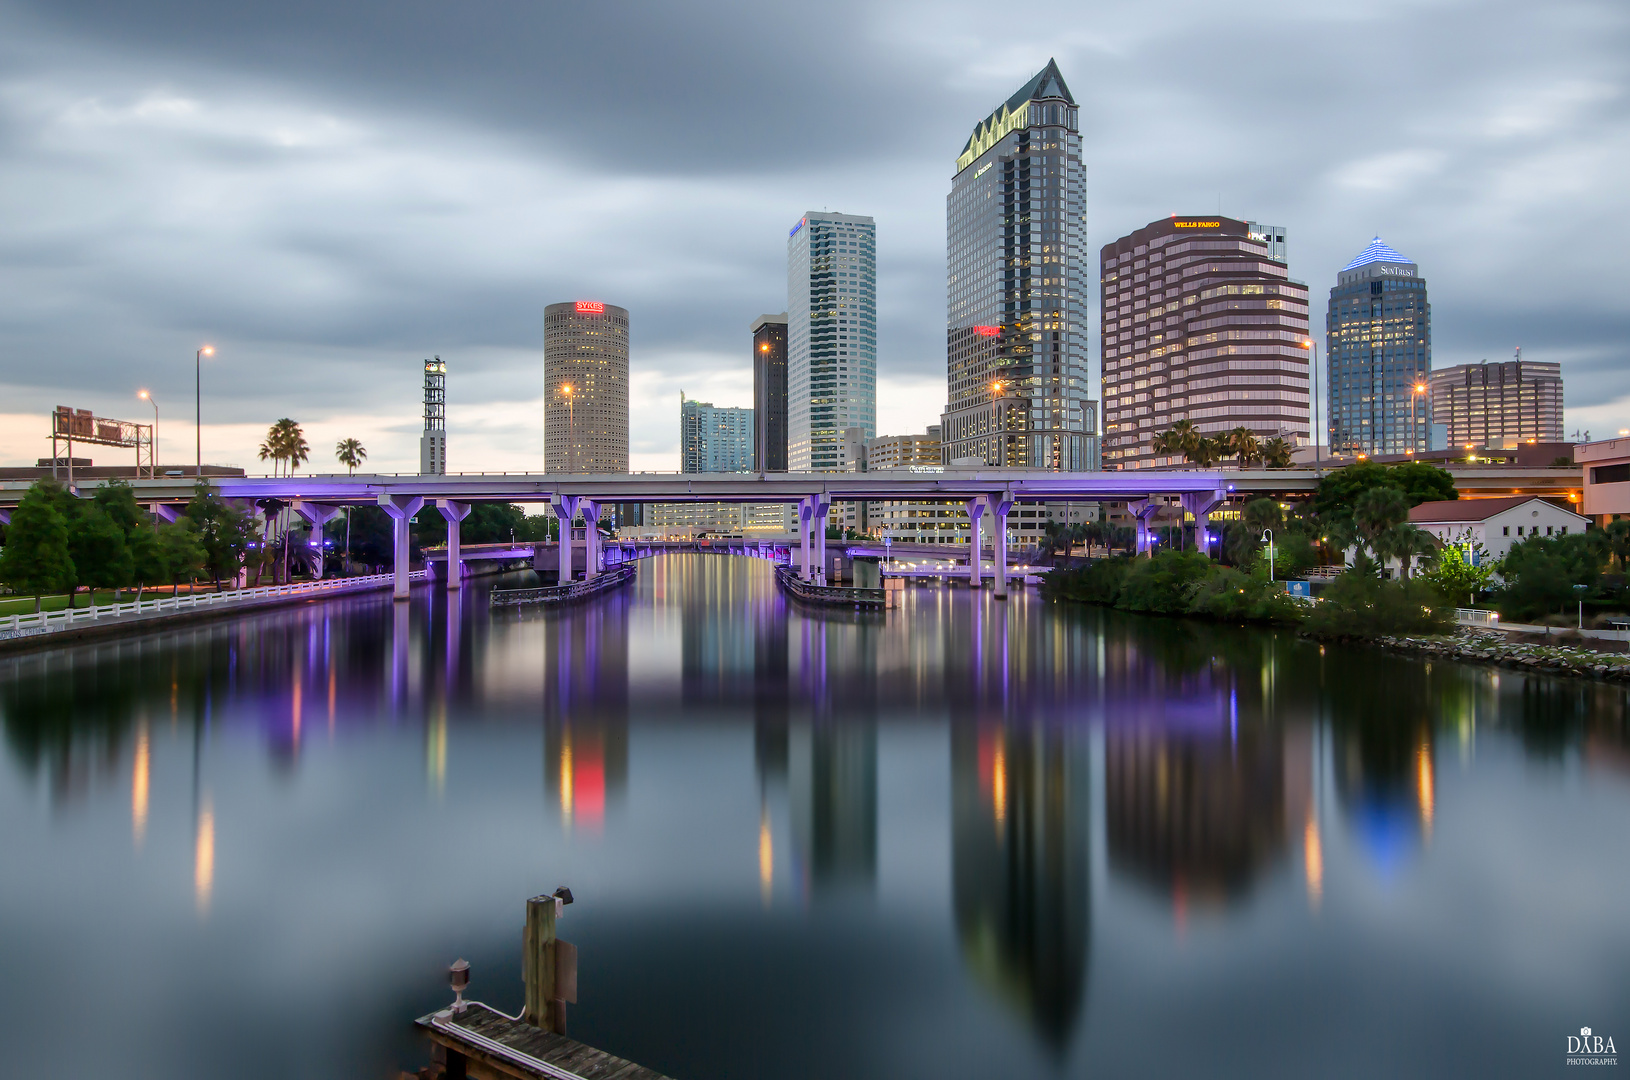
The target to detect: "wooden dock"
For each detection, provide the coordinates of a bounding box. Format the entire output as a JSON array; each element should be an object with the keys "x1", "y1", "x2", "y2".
[
  {"x1": 409, "y1": 890, "x2": 673, "y2": 1080},
  {"x1": 415, "y1": 1003, "x2": 672, "y2": 1080}
]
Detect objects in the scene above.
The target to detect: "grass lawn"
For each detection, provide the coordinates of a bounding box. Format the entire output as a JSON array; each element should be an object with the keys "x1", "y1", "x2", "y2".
[{"x1": 0, "y1": 584, "x2": 222, "y2": 617}]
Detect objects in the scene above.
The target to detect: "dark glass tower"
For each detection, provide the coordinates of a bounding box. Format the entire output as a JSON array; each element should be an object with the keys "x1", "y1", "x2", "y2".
[
  {"x1": 752, "y1": 313, "x2": 788, "y2": 472},
  {"x1": 941, "y1": 59, "x2": 1097, "y2": 470},
  {"x1": 1327, "y1": 238, "x2": 1431, "y2": 456}
]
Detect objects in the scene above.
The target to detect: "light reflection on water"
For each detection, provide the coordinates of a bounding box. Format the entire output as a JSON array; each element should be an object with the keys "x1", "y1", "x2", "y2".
[{"x1": 0, "y1": 554, "x2": 1627, "y2": 1079}]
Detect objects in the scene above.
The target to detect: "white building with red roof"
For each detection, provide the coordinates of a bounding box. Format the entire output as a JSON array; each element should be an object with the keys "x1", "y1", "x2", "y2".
[{"x1": 1409, "y1": 496, "x2": 1590, "y2": 562}]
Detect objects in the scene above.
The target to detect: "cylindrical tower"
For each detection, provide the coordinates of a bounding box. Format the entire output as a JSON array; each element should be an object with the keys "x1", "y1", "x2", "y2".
[{"x1": 544, "y1": 301, "x2": 630, "y2": 473}]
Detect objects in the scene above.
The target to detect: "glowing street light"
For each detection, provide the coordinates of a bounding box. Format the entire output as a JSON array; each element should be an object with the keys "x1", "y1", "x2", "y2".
[{"x1": 138, "y1": 390, "x2": 158, "y2": 479}]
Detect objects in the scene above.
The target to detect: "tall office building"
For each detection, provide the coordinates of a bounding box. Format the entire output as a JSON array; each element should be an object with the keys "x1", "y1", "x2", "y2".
[
  {"x1": 420, "y1": 356, "x2": 446, "y2": 475},
  {"x1": 1327, "y1": 238, "x2": 1431, "y2": 456},
  {"x1": 787, "y1": 212, "x2": 876, "y2": 471},
  {"x1": 942, "y1": 59, "x2": 1097, "y2": 471},
  {"x1": 1100, "y1": 216, "x2": 1309, "y2": 469},
  {"x1": 752, "y1": 313, "x2": 789, "y2": 472},
  {"x1": 544, "y1": 300, "x2": 629, "y2": 473},
  {"x1": 1431, "y1": 357, "x2": 1563, "y2": 448},
  {"x1": 680, "y1": 394, "x2": 755, "y2": 473}
]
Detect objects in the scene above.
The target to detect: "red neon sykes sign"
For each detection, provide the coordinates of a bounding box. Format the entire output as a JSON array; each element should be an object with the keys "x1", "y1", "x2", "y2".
[
  {"x1": 973, "y1": 325, "x2": 1000, "y2": 337},
  {"x1": 576, "y1": 301, "x2": 605, "y2": 314}
]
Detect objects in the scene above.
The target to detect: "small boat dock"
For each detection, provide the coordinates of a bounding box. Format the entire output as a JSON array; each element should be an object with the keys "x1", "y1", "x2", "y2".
[{"x1": 416, "y1": 1003, "x2": 672, "y2": 1080}]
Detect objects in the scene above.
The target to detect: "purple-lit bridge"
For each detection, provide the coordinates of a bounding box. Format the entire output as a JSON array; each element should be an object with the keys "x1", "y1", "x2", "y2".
[{"x1": 1, "y1": 468, "x2": 1260, "y2": 600}]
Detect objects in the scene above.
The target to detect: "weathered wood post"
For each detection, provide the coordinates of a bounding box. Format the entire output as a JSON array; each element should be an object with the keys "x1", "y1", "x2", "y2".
[{"x1": 523, "y1": 890, "x2": 577, "y2": 1034}]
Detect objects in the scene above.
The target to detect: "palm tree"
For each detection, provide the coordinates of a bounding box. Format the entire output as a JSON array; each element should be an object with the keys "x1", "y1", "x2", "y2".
[
  {"x1": 335, "y1": 438, "x2": 366, "y2": 475},
  {"x1": 1375, "y1": 522, "x2": 1436, "y2": 580},
  {"x1": 1187, "y1": 436, "x2": 1223, "y2": 467},
  {"x1": 1225, "y1": 426, "x2": 1260, "y2": 468},
  {"x1": 335, "y1": 438, "x2": 366, "y2": 577},
  {"x1": 1260, "y1": 437, "x2": 1294, "y2": 468},
  {"x1": 272, "y1": 419, "x2": 309, "y2": 474},
  {"x1": 1353, "y1": 486, "x2": 1410, "y2": 563}
]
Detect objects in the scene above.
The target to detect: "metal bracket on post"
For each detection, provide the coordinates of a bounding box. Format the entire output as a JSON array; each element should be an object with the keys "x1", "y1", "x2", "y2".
[{"x1": 438, "y1": 499, "x2": 471, "y2": 590}]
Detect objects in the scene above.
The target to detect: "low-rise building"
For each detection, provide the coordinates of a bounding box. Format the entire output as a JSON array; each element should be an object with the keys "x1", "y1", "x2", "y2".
[
  {"x1": 1408, "y1": 495, "x2": 1590, "y2": 563},
  {"x1": 1578, "y1": 437, "x2": 1630, "y2": 525}
]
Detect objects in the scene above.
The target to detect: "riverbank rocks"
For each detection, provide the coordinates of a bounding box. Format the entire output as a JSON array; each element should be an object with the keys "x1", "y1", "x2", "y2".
[{"x1": 1360, "y1": 627, "x2": 1630, "y2": 684}]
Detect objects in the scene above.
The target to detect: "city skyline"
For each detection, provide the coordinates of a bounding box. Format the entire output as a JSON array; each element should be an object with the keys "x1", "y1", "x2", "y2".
[{"x1": 0, "y1": 0, "x2": 1625, "y2": 473}]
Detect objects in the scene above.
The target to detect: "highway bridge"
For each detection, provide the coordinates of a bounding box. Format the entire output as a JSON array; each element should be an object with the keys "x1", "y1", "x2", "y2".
[{"x1": 0, "y1": 465, "x2": 1583, "y2": 602}]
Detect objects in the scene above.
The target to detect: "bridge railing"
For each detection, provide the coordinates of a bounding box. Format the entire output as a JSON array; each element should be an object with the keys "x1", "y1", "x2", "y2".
[
  {"x1": 774, "y1": 564, "x2": 886, "y2": 611},
  {"x1": 490, "y1": 565, "x2": 636, "y2": 607},
  {"x1": 0, "y1": 571, "x2": 426, "y2": 639},
  {"x1": 1455, "y1": 608, "x2": 1500, "y2": 626}
]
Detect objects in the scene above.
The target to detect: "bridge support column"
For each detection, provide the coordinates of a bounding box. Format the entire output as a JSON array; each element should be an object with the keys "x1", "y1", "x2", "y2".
[
  {"x1": 291, "y1": 501, "x2": 340, "y2": 580},
  {"x1": 150, "y1": 502, "x2": 181, "y2": 524},
  {"x1": 966, "y1": 499, "x2": 986, "y2": 587},
  {"x1": 1127, "y1": 498, "x2": 1161, "y2": 556},
  {"x1": 437, "y1": 499, "x2": 471, "y2": 590},
  {"x1": 551, "y1": 494, "x2": 580, "y2": 583},
  {"x1": 1180, "y1": 488, "x2": 1227, "y2": 557},
  {"x1": 378, "y1": 494, "x2": 425, "y2": 600},
  {"x1": 982, "y1": 491, "x2": 1014, "y2": 599},
  {"x1": 581, "y1": 500, "x2": 601, "y2": 579}
]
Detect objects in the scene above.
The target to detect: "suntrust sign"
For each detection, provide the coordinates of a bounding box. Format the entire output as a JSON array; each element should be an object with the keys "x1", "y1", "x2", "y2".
[{"x1": 1376, "y1": 264, "x2": 1417, "y2": 277}]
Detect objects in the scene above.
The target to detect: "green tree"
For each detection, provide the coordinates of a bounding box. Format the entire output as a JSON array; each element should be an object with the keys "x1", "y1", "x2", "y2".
[
  {"x1": 1224, "y1": 426, "x2": 1260, "y2": 468},
  {"x1": 186, "y1": 483, "x2": 256, "y2": 590},
  {"x1": 1187, "y1": 436, "x2": 1223, "y2": 467},
  {"x1": 1497, "y1": 533, "x2": 1608, "y2": 621},
  {"x1": 1313, "y1": 461, "x2": 1457, "y2": 531},
  {"x1": 1603, "y1": 519, "x2": 1630, "y2": 572},
  {"x1": 69, "y1": 506, "x2": 133, "y2": 604},
  {"x1": 0, "y1": 481, "x2": 76, "y2": 612},
  {"x1": 1260, "y1": 437, "x2": 1294, "y2": 468},
  {"x1": 1419, "y1": 538, "x2": 1495, "y2": 607},
  {"x1": 1352, "y1": 486, "x2": 1410, "y2": 559},
  {"x1": 1372, "y1": 521, "x2": 1436, "y2": 580},
  {"x1": 335, "y1": 437, "x2": 366, "y2": 475}
]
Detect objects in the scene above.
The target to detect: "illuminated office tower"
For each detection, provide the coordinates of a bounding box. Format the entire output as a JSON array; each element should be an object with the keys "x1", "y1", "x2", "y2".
[
  {"x1": 680, "y1": 394, "x2": 754, "y2": 474},
  {"x1": 787, "y1": 213, "x2": 876, "y2": 471},
  {"x1": 544, "y1": 300, "x2": 629, "y2": 473},
  {"x1": 753, "y1": 313, "x2": 789, "y2": 472},
  {"x1": 1431, "y1": 356, "x2": 1562, "y2": 448},
  {"x1": 942, "y1": 59, "x2": 1097, "y2": 470},
  {"x1": 1327, "y1": 239, "x2": 1431, "y2": 456},
  {"x1": 1100, "y1": 216, "x2": 1309, "y2": 469}
]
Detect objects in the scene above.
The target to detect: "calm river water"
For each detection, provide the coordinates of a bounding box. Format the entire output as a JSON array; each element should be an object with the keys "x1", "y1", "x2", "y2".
[{"x1": 1, "y1": 554, "x2": 1627, "y2": 1078}]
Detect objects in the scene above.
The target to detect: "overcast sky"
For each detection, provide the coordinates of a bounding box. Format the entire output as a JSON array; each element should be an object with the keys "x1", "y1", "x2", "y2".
[{"x1": 1, "y1": 0, "x2": 1626, "y2": 473}]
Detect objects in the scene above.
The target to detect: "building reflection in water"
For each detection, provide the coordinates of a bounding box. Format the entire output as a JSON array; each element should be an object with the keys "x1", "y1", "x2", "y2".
[
  {"x1": 539, "y1": 592, "x2": 630, "y2": 833},
  {"x1": 951, "y1": 719, "x2": 1089, "y2": 1049}
]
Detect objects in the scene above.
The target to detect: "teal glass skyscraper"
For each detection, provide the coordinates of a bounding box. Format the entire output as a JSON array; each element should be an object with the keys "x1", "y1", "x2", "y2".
[
  {"x1": 787, "y1": 212, "x2": 876, "y2": 472},
  {"x1": 1326, "y1": 238, "x2": 1431, "y2": 456}
]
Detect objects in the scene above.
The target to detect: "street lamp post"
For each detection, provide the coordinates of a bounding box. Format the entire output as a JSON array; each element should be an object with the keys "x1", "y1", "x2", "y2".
[
  {"x1": 1302, "y1": 339, "x2": 1321, "y2": 461},
  {"x1": 195, "y1": 345, "x2": 214, "y2": 478},
  {"x1": 1262, "y1": 528, "x2": 1276, "y2": 583},
  {"x1": 560, "y1": 384, "x2": 576, "y2": 473},
  {"x1": 138, "y1": 390, "x2": 158, "y2": 479},
  {"x1": 1411, "y1": 380, "x2": 1428, "y2": 454}
]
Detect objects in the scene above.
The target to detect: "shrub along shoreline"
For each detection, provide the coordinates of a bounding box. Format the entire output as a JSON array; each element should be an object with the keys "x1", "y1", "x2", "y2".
[{"x1": 1041, "y1": 551, "x2": 1452, "y2": 638}]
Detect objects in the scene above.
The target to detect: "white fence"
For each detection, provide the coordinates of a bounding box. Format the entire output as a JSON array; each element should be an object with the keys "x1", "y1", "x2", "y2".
[
  {"x1": 0, "y1": 571, "x2": 426, "y2": 639},
  {"x1": 1455, "y1": 608, "x2": 1500, "y2": 626}
]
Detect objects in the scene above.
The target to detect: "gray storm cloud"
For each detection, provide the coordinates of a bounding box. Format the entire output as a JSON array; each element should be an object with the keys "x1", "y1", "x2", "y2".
[{"x1": 0, "y1": 0, "x2": 1626, "y2": 471}]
